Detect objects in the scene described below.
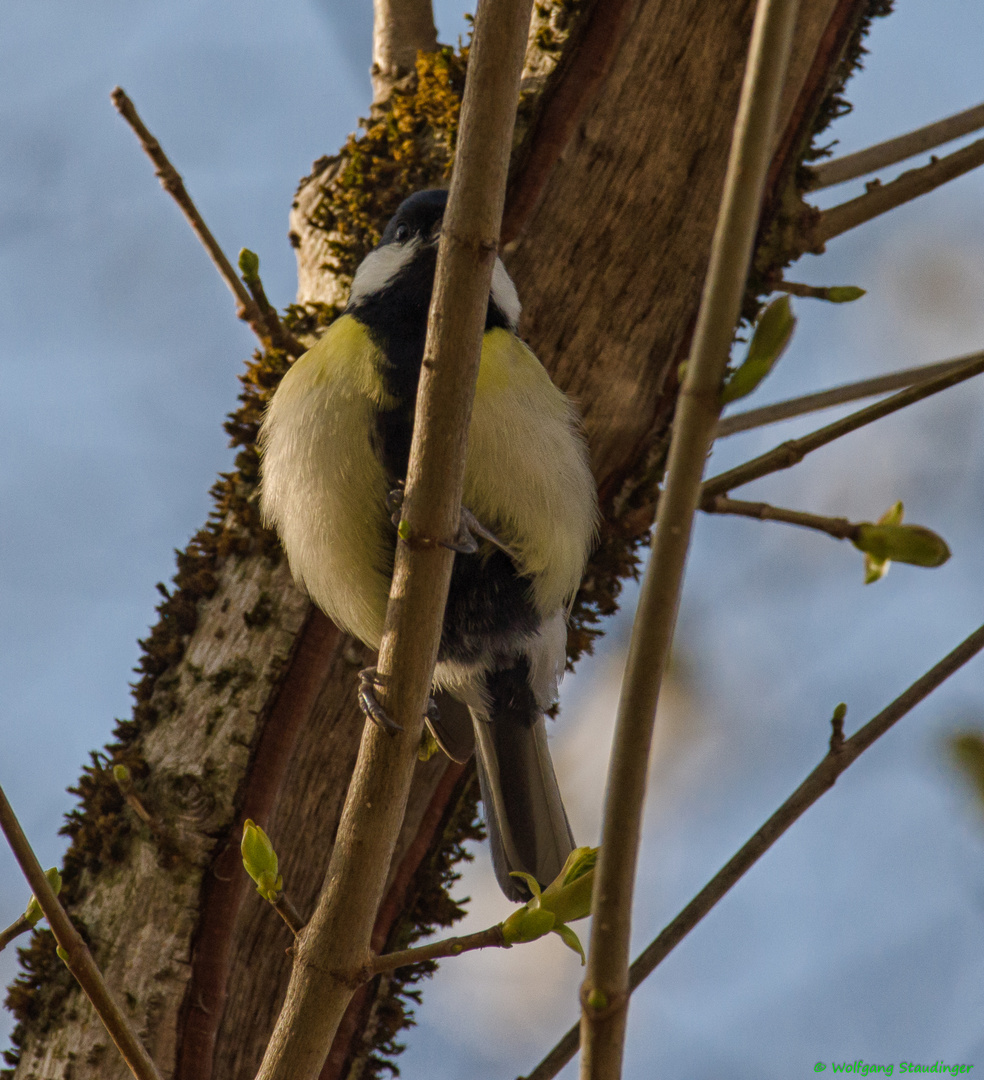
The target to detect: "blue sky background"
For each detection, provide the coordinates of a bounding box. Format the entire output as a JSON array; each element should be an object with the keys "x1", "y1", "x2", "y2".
[{"x1": 1, "y1": 2, "x2": 983, "y2": 1077}]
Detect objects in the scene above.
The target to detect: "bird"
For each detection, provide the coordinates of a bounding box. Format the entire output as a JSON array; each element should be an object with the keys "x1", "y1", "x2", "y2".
[{"x1": 258, "y1": 189, "x2": 598, "y2": 900}]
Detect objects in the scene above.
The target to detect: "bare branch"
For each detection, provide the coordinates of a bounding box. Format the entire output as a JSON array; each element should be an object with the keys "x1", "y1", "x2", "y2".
[
  {"x1": 371, "y1": 0, "x2": 438, "y2": 105},
  {"x1": 580, "y1": 1, "x2": 801, "y2": 1076},
  {"x1": 716, "y1": 352, "x2": 983, "y2": 437},
  {"x1": 814, "y1": 137, "x2": 984, "y2": 248},
  {"x1": 0, "y1": 913, "x2": 32, "y2": 953},
  {"x1": 702, "y1": 351, "x2": 984, "y2": 500},
  {"x1": 369, "y1": 924, "x2": 506, "y2": 977},
  {"x1": 778, "y1": 280, "x2": 863, "y2": 301},
  {"x1": 253, "y1": 4, "x2": 534, "y2": 1078},
  {"x1": 702, "y1": 494, "x2": 859, "y2": 541},
  {"x1": 524, "y1": 621, "x2": 984, "y2": 1080},
  {"x1": 272, "y1": 892, "x2": 305, "y2": 938},
  {"x1": 0, "y1": 782, "x2": 165, "y2": 1080},
  {"x1": 809, "y1": 100, "x2": 984, "y2": 190},
  {"x1": 110, "y1": 87, "x2": 304, "y2": 358}
]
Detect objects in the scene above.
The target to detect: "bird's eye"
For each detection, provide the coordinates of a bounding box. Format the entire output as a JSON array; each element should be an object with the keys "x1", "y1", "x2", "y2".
[{"x1": 394, "y1": 222, "x2": 411, "y2": 244}]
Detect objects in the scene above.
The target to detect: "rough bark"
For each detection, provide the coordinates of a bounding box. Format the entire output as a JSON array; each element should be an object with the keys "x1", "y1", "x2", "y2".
[{"x1": 5, "y1": 2, "x2": 885, "y2": 1078}]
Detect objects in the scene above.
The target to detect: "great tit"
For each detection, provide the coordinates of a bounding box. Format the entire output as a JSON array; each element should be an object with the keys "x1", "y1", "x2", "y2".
[{"x1": 259, "y1": 189, "x2": 598, "y2": 900}]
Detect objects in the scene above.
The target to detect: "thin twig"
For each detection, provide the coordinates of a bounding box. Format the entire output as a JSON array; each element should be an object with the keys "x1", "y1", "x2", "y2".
[
  {"x1": 523, "y1": 621, "x2": 984, "y2": 1080},
  {"x1": 702, "y1": 351, "x2": 984, "y2": 500},
  {"x1": 813, "y1": 137, "x2": 984, "y2": 249},
  {"x1": 580, "y1": 2, "x2": 801, "y2": 1077},
  {"x1": 369, "y1": 924, "x2": 506, "y2": 976},
  {"x1": 716, "y1": 352, "x2": 983, "y2": 437},
  {"x1": 253, "y1": 4, "x2": 535, "y2": 1079},
  {"x1": 0, "y1": 914, "x2": 32, "y2": 953},
  {"x1": 778, "y1": 279, "x2": 855, "y2": 300},
  {"x1": 243, "y1": 270, "x2": 303, "y2": 355},
  {"x1": 110, "y1": 87, "x2": 303, "y2": 358},
  {"x1": 809, "y1": 100, "x2": 984, "y2": 190},
  {"x1": 0, "y1": 782, "x2": 165, "y2": 1080},
  {"x1": 114, "y1": 766, "x2": 166, "y2": 835},
  {"x1": 702, "y1": 494, "x2": 858, "y2": 540},
  {"x1": 272, "y1": 892, "x2": 306, "y2": 938}
]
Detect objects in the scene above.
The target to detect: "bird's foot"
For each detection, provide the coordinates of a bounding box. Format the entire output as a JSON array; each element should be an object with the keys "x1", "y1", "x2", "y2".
[
  {"x1": 385, "y1": 485, "x2": 405, "y2": 527},
  {"x1": 357, "y1": 667, "x2": 439, "y2": 735},
  {"x1": 357, "y1": 667, "x2": 402, "y2": 733},
  {"x1": 387, "y1": 486, "x2": 515, "y2": 559}
]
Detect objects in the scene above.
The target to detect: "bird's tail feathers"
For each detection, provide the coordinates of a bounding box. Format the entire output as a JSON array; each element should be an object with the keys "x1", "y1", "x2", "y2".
[{"x1": 472, "y1": 663, "x2": 574, "y2": 901}]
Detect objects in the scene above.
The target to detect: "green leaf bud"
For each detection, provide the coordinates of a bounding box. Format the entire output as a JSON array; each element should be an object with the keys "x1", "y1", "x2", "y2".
[
  {"x1": 825, "y1": 285, "x2": 866, "y2": 303},
  {"x1": 499, "y1": 849, "x2": 598, "y2": 951},
  {"x1": 721, "y1": 295, "x2": 796, "y2": 404},
  {"x1": 860, "y1": 502, "x2": 903, "y2": 583},
  {"x1": 853, "y1": 523, "x2": 951, "y2": 569},
  {"x1": 112, "y1": 763, "x2": 133, "y2": 794},
  {"x1": 238, "y1": 248, "x2": 260, "y2": 285},
  {"x1": 537, "y1": 846, "x2": 597, "y2": 925},
  {"x1": 418, "y1": 729, "x2": 440, "y2": 762},
  {"x1": 586, "y1": 988, "x2": 609, "y2": 1011},
  {"x1": 553, "y1": 922, "x2": 586, "y2": 965},
  {"x1": 501, "y1": 905, "x2": 556, "y2": 945},
  {"x1": 241, "y1": 820, "x2": 283, "y2": 902},
  {"x1": 24, "y1": 868, "x2": 62, "y2": 928}
]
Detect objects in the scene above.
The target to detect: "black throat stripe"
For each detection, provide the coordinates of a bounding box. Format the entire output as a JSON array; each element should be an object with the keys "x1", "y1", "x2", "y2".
[{"x1": 345, "y1": 246, "x2": 536, "y2": 661}]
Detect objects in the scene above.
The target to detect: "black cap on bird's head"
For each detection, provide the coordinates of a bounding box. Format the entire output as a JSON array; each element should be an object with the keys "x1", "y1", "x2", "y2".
[
  {"x1": 346, "y1": 189, "x2": 521, "y2": 333},
  {"x1": 378, "y1": 188, "x2": 448, "y2": 248}
]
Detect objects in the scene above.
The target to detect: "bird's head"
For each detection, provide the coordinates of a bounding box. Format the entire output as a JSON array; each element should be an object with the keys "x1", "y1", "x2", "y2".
[{"x1": 346, "y1": 189, "x2": 521, "y2": 332}]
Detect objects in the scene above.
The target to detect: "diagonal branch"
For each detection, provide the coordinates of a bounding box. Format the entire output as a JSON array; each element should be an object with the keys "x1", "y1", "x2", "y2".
[
  {"x1": 523, "y1": 620, "x2": 984, "y2": 1080},
  {"x1": 809, "y1": 100, "x2": 984, "y2": 190},
  {"x1": 716, "y1": 352, "x2": 983, "y2": 437},
  {"x1": 702, "y1": 351, "x2": 984, "y2": 500},
  {"x1": 252, "y1": 3, "x2": 535, "y2": 1078},
  {"x1": 813, "y1": 136, "x2": 984, "y2": 249},
  {"x1": 0, "y1": 913, "x2": 32, "y2": 953},
  {"x1": 369, "y1": 924, "x2": 506, "y2": 976},
  {"x1": 0, "y1": 782, "x2": 164, "y2": 1080},
  {"x1": 580, "y1": 1, "x2": 802, "y2": 1077},
  {"x1": 110, "y1": 87, "x2": 304, "y2": 358},
  {"x1": 702, "y1": 494, "x2": 859, "y2": 540}
]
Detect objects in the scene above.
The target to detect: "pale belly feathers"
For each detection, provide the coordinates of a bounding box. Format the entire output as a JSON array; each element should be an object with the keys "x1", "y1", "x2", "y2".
[{"x1": 259, "y1": 315, "x2": 597, "y2": 651}]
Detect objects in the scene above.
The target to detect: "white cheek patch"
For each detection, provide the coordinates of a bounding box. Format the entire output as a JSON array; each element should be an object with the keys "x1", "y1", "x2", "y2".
[
  {"x1": 491, "y1": 257, "x2": 521, "y2": 330},
  {"x1": 348, "y1": 238, "x2": 420, "y2": 306}
]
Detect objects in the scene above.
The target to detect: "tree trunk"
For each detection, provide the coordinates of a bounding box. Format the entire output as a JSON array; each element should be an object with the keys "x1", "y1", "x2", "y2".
[{"x1": 4, "y1": 1, "x2": 886, "y2": 1078}]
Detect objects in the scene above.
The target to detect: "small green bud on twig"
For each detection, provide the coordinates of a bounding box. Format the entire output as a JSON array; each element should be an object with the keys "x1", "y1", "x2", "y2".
[
  {"x1": 238, "y1": 248, "x2": 261, "y2": 287},
  {"x1": 418, "y1": 729, "x2": 440, "y2": 762},
  {"x1": 241, "y1": 819, "x2": 283, "y2": 902},
  {"x1": 852, "y1": 502, "x2": 950, "y2": 583},
  {"x1": 501, "y1": 847, "x2": 597, "y2": 963},
  {"x1": 721, "y1": 295, "x2": 796, "y2": 405},
  {"x1": 24, "y1": 867, "x2": 62, "y2": 928},
  {"x1": 829, "y1": 703, "x2": 847, "y2": 754},
  {"x1": 586, "y1": 988, "x2": 609, "y2": 1010},
  {"x1": 780, "y1": 280, "x2": 866, "y2": 303},
  {"x1": 824, "y1": 285, "x2": 866, "y2": 303},
  {"x1": 1, "y1": 867, "x2": 63, "y2": 953}
]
